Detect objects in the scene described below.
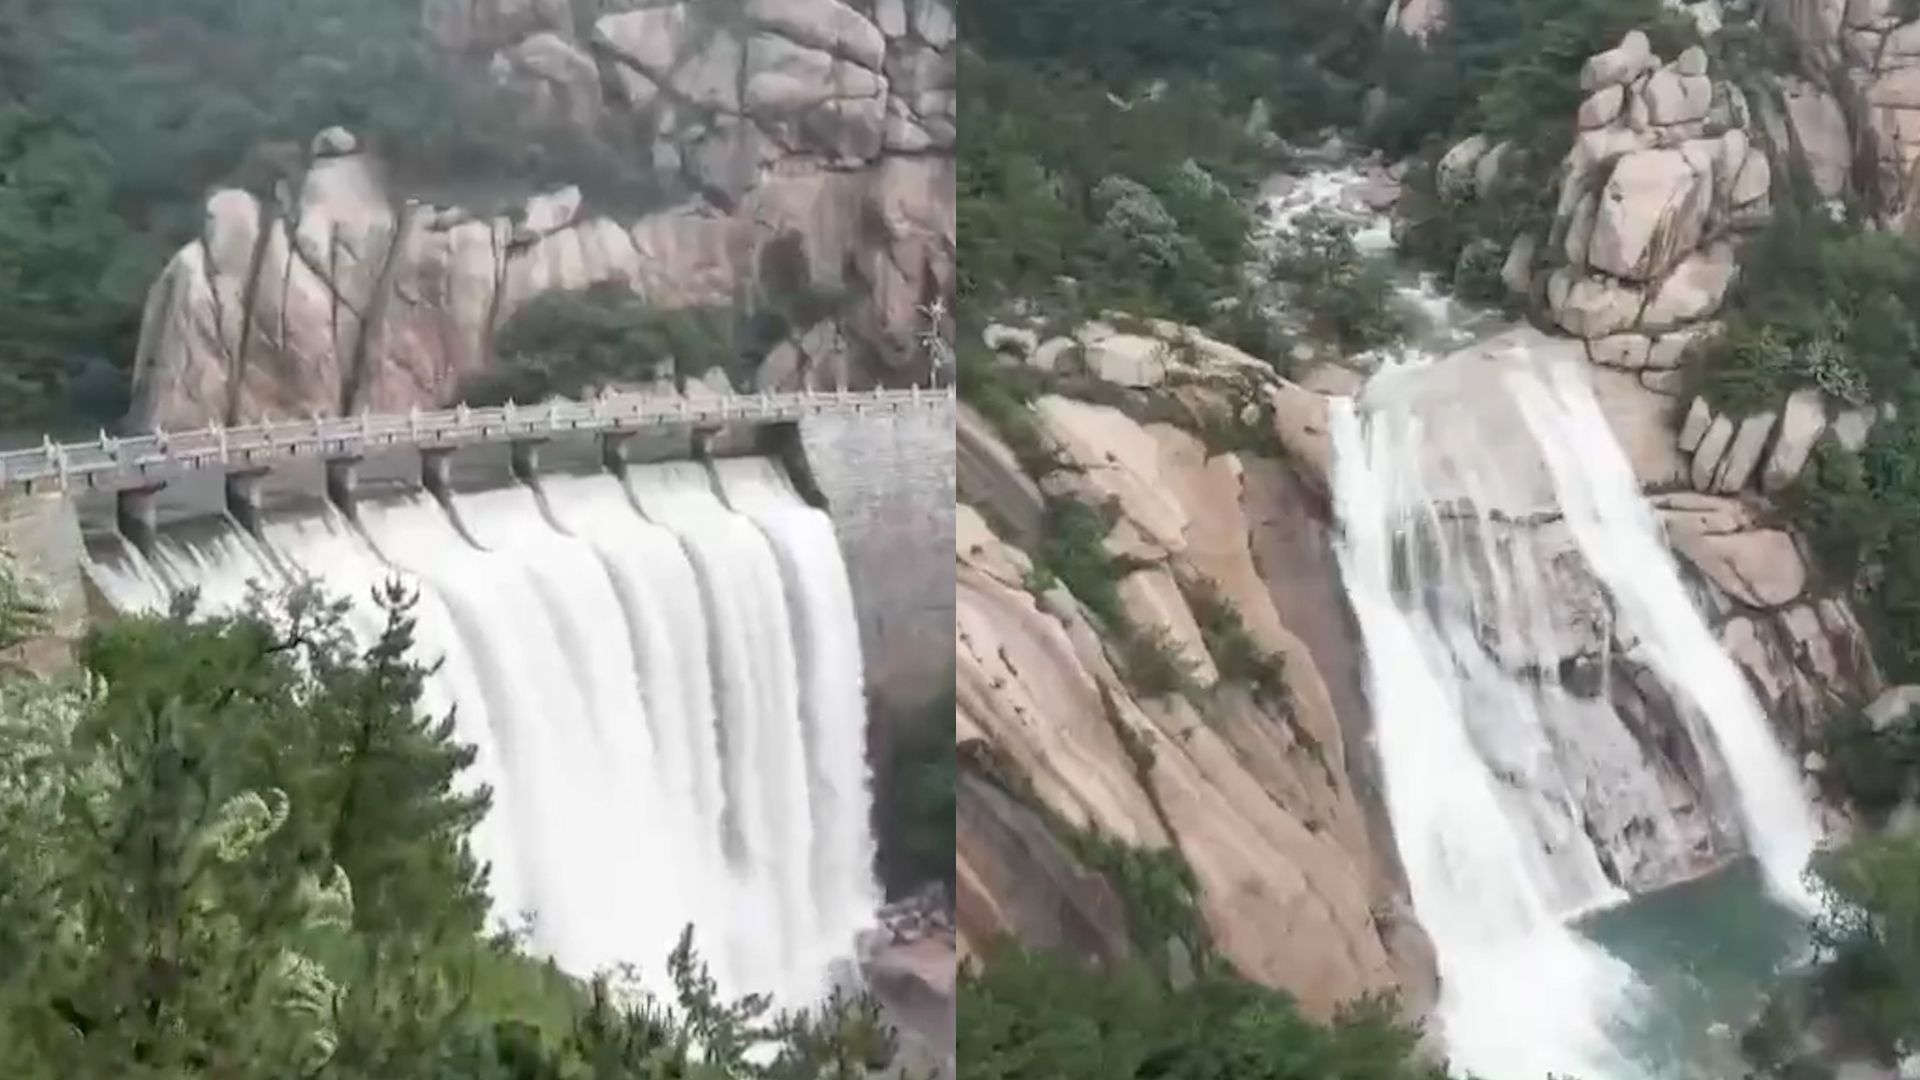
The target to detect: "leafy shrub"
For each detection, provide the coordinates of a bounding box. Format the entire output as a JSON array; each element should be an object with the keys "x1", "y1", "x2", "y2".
[
  {"x1": 1066, "y1": 833, "x2": 1206, "y2": 960},
  {"x1": 0, "y1": 576, "x2": 899, "y2": 1077},
  {"x1": 1453, "y1": 237, "x2": 1510, "y2": 305},
  {"x1": 1693, "y1": 212, "x2": 1920, "y2": 414},
  {"x1": 1185, "y1": 578, "x2": 1289, "y2": 703},
  {"x1": 1369, "y1": 0, "x2": 1698, "y2": 154},
  {"x1": 1785, "y1": 412, "x2": 1920, "y2": 683},
  {"x1": 964, "y1": 0, "x2": 1376, "y2": 138},
  {"x1": 956, "y1": 323, "x2": 1052, "y2": 474},
  {"x1": 1268, "y1": 213, "x2": 1408, "y2": 353},
  {"x1": 474, "y1": 285, "x2": 739, "y2": 404},
  {"x1": 1800, "y1": 833, "x2": 1920, "y2": 1061},
  {"x1": 1115, "y1": 625, "x2": 1200, "y2": 699},
  {"x1": 1396, "y1": 149, "x2": 1555, "y2": 304},
  {"x1": 876, "y1": 678, "x2": 958, "y2": 896},
  {"x1": 1817, "y1": 707, "x2": 1920, "y2": 825},
  {"x1": 959, "y1": 53, "x2": 1261, "y2": 327},
  {"x1": 1033, "y1": 498, "x2": 1128, "y2": 628},
  {"x1": 959, "y1": 945, "x2": 1451, "y2": 1080}
]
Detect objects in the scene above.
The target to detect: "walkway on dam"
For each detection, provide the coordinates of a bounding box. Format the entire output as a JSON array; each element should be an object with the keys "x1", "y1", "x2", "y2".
[{"x1": 0, "y1": 387, "x2": 953, "y2": 495}]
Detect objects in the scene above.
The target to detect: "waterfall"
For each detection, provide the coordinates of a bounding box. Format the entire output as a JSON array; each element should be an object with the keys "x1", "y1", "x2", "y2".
[
  {"x1": 1509, "y1": 359, "x2": 1818, "y2": 910},
  {"x1": 710, "y1": 458, "x2": 881, "y2": 949},
  {"x1": 1329, "y1": 345, "x2": 1818, "y2": 1080},
  {"x1": 84, "y1": 455, "x2": 876, "y2": 1008}
]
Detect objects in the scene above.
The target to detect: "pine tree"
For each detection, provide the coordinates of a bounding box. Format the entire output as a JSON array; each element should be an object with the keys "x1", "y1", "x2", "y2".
[{"x1": 0, "y1": 562, "x2": 907, "y2": 1078}]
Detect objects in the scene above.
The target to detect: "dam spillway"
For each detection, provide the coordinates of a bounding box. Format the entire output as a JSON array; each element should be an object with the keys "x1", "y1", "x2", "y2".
[{"x1": 81, "y1": 426, "x2": 886, "y2": 1008}]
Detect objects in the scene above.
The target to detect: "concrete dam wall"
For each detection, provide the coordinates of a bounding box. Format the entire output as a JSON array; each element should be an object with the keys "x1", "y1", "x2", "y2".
[
  {"x1": 2, "y1": 392, "x2": 958, "y2": 712},
  {"x1": 800, "y1": 402, "x2": 957, "y2": 718}
]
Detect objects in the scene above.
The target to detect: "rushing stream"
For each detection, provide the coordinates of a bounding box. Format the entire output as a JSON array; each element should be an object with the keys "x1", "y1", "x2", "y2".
[{"x1": 1281, "y1": 165, "x2": 1818, "y2": 1078}]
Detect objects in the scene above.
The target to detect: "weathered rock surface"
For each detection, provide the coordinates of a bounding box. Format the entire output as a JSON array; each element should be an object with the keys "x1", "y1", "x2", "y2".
[
  {"x1": 1382, "y1": 0, "x2": 1448, "y2": 43},
  {"x1": 1587, "y1": 149, "x2": 1712, "y2": 282},
  {"x1": 1493, "y1": 39, "x2": 1770, "y2": 345},
  {"x1": 128, "y1": 0, "x2": 955, "y2": 429},
  {"x1": 955, "y1": 768, "x2": 1133, "y2": 967},
  {"x1": 1760, "y1": 5, "x2": 1920, "y2": 228},
  {"x1": 1675, "y1": 390, "x2": 1879, "y2": 496},
  {"x1": 1672, "y1": 527, "x2": 1808, "y2": 608},
  {"x1": 1764, "y1": 388, "x2": 1831, "y2": 493},
  {"x1": 955, "y1": 384, "x2": 1426, "y2": 1017}
]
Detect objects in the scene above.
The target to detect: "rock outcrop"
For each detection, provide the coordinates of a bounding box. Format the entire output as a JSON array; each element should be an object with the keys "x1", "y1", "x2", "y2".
[
  {"x1": 957, "y1": 320, "x2": 1436, "y2": 1018},
  {"x1": 1649, "y1": 480, "x2": 1884, "y2": 748},
  {"x1": 1417, "y1": 28, "x2": 1885, "y2": 795},
  {"x1": 129, "y1": 0, "x2": 955, "y2": 430},
  {"x1": 1504, "y1": 36, "x2": 1771, "y2": 351},
  {"x1": 1383, "y1": 0, "x2": 1448, "y2": 45},
  {"x1": 1675, "y1": 389, "x2": 1881, "y2": 497},
  {"x1": 1761, "y1": 0, "x2": 1920, "y2": 229}
]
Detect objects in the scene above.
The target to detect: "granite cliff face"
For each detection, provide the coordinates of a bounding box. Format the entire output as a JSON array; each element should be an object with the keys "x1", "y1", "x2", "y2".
[
  {"x1": 955, "y1": 322, "x2": 1439, "y2": 1019},
  {"x1": 128, "y1": 0, "x2": 955, "y2": 431}
]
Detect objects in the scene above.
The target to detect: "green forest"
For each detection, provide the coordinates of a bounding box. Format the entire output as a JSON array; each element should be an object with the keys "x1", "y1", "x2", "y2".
[{"x1": 0, "y1": 554, "x2": 902, "y2": 1077}]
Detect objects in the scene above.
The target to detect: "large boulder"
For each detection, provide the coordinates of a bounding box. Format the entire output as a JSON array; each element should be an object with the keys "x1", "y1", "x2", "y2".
[
  {"x1": 1672, "y1": 527, "x2": 1808, "y2": 608},
  {"x1": 1269, "y1": 381, "x2": 1334, "y2": 489},
  {"x1": 1643, "y1": 67, "x2": 1714, "y2": 125},
  {"x1": 1711, "y1": 409, "x2": 1779, "y2": 493},
  {"x1": 1641, "y1": 243, "x2": 1738, "y2": 330},
  {"x1": 1547, "y1": 268, "x2": 1646, "y2": 339},
  {"x1": 1581, "y1": 30, "x2": 1654, "y2": 91},
  {"x1": 1439, "y1": 135, "x2": 1492, "y2": 201},
  {"x1": 1587, "y1": 150, "x2": 1713, "y2": 283},
  {"x1": 1762, "y1": 388, "x2": 1830, "y2": 492},
  {"x1": 1778, "y1": 74, "x2": 1853, "y2": 200},
  {"x1": 1084, "y1": 333, "x2": 1173, "y2": 388},
  {"x1": 1382, "y1": 0, "x2": 1447, "y2": 43}
]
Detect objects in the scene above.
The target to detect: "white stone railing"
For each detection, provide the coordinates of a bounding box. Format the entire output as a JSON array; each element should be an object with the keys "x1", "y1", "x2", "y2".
[{"x1": 0, "y1": 387, "x2": 953, "y2": 493}]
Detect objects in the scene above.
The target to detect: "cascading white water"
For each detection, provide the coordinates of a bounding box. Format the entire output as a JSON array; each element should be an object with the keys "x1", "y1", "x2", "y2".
[
  {"x1": 1331, "y1": 382, "x2": 1645, "y2": 1080},
  {"x1": 625, "y1": 462, "x2": 827, "y2": 990},
  {"x1": 1268, "y1": 161, "x2": 1821, "y2": 1078},
  {"x1": 84, "y1": 456, "x2": 876, "y2": 1008},
  {"x1": 1330, "y1": 345, "x2": 1820, "y2": 1080},
  {"x1": 534, "y1": 473, "x2": 732, "y2": 970},
  {"x1": 1509, "y1": 359, "x2": 1818, "y2": 911},
  {"x1": 710, "y1": 459, "x2": 882, "y2": 949}
]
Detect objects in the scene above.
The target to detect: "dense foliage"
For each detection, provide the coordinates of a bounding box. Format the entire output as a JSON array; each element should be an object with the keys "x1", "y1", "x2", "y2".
[
  {"x1": 1267, "y1": 213, "x2": 1409, "y2": 352},
  {"x1": 958, "y1": 947, "x2": 1449, "y2": 1080},
  {"x1": 957, "y1": 51, "x2": 1266, "y2": 335},
  {"x1": 0, "y1": 557, "x2": 896, "y2": 1077},
  {"x1": 1367, "y1": 0, "x2": 1696, "y2": 154},
  {"x1": 1747, "y1": 831, "x2": 1920, "y2": 1075},
  {"x1": 479, "y1": 286, "x2": 745, "y2": 404},
  {"x1": 0, "y1": 0, "x2": 675, "y2": 435},
  {"x1": 964, "y1": 0, "x2": 1376, "y2": 138},
  {"x1": 1782, "y1": 412, "x2": 1920, "y2": 684},
  {"x1": 875, "y1": 678, "x2": 958, "y2": 898},
  {"x1": 1692, "y1": 212, "x2": 1920, "y2": 415}
]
